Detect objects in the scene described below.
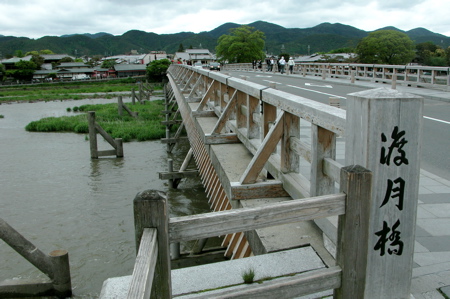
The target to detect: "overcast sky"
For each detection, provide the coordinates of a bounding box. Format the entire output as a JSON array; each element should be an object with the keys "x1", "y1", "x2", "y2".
[{"x1": 1, "y1": 0, "x2": 449, "y2": 39}]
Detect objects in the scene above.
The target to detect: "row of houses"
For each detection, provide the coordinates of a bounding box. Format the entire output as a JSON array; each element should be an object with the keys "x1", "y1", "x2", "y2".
[{"x1": 0, "y1": 49, "x2": 217, "y2": 82}]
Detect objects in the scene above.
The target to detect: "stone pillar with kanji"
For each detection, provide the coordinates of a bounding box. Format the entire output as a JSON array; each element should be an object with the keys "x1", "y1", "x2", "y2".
[{"x1": 345, "y1": 87, "x2": 423, "y2": 298}]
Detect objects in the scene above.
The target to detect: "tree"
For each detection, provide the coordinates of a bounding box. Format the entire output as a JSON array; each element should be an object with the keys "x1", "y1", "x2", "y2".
[
  {"x1": 216, "y1": 26, "x2": 265, "y2": 63},
  {"x1": 177, "y1": 44, "x2": 185, "y2": 52},
  {"x1": 356, "y1": 30, "x2": 415, "y2": 65},
  {"x1": 31, "y1": 54, "x2": 44, "y2": 69},
  {"x1": 101, "y1": 59, "x2": 116, "y2": 69},
  {"x1": 6, "y1": 60, "x2": 37, "y2": 81},
  {"x1": 146, "y1": 59, "x2": 171, "y2": 82},
  {"x1": 0, "y1": 63, "x2": 5, "y2": 81}
]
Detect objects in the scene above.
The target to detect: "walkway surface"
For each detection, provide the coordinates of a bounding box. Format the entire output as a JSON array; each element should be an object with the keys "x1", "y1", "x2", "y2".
[{"x1": 101, "y1": 72, "x2": 450, "y2": 298}]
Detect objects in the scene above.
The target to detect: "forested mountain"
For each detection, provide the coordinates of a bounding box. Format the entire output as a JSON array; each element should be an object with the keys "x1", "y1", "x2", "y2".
[{"x1": 0, "y1": 21, "x2": 449, "y2": 58}]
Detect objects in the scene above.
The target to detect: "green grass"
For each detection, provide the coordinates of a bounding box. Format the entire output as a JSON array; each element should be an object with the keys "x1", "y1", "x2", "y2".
[
  {"x1": 25, "y1": 100, "x2": 175, "y2": 142},
  {"x1": 0, "y1": 79, "x2": 163, "y2": 103},
  {"x1": 242, "y1": 268, "x2": 255, "y2": 284}
]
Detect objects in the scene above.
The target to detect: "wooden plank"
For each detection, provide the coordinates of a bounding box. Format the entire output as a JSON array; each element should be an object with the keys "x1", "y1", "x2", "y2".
[
  {"x1": 160, "y1": 137, "x2": 189, "y2": 144},
  {"x1": 310, "y1": 125, "x2": 336, "y2": 197},
  {"x1": 127, "y1": 228, "x2": 158, "y2": 299},
  {"x1": 240, "y1": 111, "x2": 285, "y2": 184},
  {"x1": 211, "y1": 89, "x2": 238, "y2": 134},
  {"x1": 0, "y1": 280, "x2": 54, "y2": 298},
  {"x1": 281, "y1": 113, "x2": 300, "y2": 173},
  {"x1": 192, "y1": 266, "x2": 341, "y2": 299},
  {"x1": 192, "y1": 110, "x2": 217, "y2": 117},
  {"x1": 334, "y1": 165, "x2": 372, "y2": 299},
  {"x1": 169, "y1": 193, "x2": 346, "y2": 243},
  {"x1": 158, "y1": 170, "x2": 198, "y2": 180},
  {"x1": 261, "y1": 88, "x2": 346, "y2": 135},
  {"x1": 230, "y1": 181, "x2": 289, "y2": 200},
  {"x1": 94, "y1": 123, "x2": 117, "y2": 148},
  {"x1": 204, "y1": 133, "x2": 239, "y2": 144},
  {"x1": 323, "y1": 157, "x2": 343, "y2": 184},
  {"x1": 98, "y1": 150, "x2": 117, "y2": 157},
  {"x1": 196, "y1": 79, "x2": 215, "y2": 111},
  {"x1": 290, "y1": 137, "x2": 311, "y2": 163},
  {"x1": 247, "y1": 95, "x2": 260, "y2": 139}
]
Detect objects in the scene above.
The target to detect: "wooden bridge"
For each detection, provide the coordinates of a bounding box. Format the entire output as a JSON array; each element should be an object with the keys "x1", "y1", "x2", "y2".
[{"x1": 126, "y1": 64, "x2": 423, "y2": 298}]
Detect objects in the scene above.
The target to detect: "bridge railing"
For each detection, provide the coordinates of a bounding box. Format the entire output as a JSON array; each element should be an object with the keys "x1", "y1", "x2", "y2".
[
  {"x1": 129, "y1": 167, "x2": 369, "y2": 298},
  {"x1": 222, "y1": 62, "x2": 450, "y2": 90},
  {"x1": 163, "y1": 64, "x2": 423, "y2": 298}
]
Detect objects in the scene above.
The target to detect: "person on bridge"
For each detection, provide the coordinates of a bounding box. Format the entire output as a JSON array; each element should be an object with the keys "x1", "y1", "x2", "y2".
[
  {"x1": 288, "y1": 57, "x2": 295, "y2": 74},
  {"x1": 279, "y1": 56, "x2": 286, "y2": 74}
]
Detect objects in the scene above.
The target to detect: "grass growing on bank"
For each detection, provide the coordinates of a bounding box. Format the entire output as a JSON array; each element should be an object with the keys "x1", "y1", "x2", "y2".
[
  {"x1": 25, "y1": 100, "x2": 171, "y2": 142},
  {"x1": 0, "y1": 78, "x2": 163, "y2": 103}
]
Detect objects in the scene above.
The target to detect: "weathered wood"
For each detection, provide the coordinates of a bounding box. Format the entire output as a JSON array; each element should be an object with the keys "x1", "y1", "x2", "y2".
[
  {"x1": 334, "y1": 165, "x2": 372, "y2": 299},
  {"x1": 87, "y1": 111, "x2": 98, "y2": 158},
  {"x1": 169, "y1": 193, "x2": 346, "y2": 243},
  {"x1": 158, "y1": 170, "x2": 198, "y2": 180},
  {"x1": 290, "y1": 136, "x2": 311, "y2": 163},
  {"x1": 240, "y1": 111, "x2": 285, "y2": 184},
  {"x1": 323, "y1": 157, "x2": 343, "y2": 184},
  {"x1": 94, "y1": 123, "x2": 117, "y2": 148},
  {"x1": 345, "y1": 87, "x2": 423, "y2": 298},
  {"x1": 0, "y1": 279, "x2": 54, "y2": 298},
  {"x1": 262, "y1": 88, "x2": 346, "y2": 136},
  {"x1": 160, "y1": 136, "x2": 189, "y2": 144},
  {"x1": 192, "y1": 266, "x2": 341, "y2": 299},
  {"x1": 204, "y1": 133, "x2": 239, "y2": 144},
  {"x1": 48, "y1": 250, "x2": 72, "y2": 298},
  {"x1": 191, "y1": 110, "x2": 217, "y2": 118},
  {"x1": 0, "y1": 219, "x2": 72, "y2": 298},
  {"x1": 0, "y1": 218, "x2": 53, "y2": 278},
  {"x1": 127, "y1": 228, "x2": 158, "y2": 299},
  {"x1": 211, "y1": 89, "x2": 237, "y2": 134},
  {"x1": 230, "y1": 181, "x2": 289, "y2": 200},
  {"x1": 281, "y1": 112, "x2": 300, "y2": 173},
  {"x1": 310, "y1": 125, "x2": 336, "y2": 196},
  {"x1": 247, "y1": 95, "x2": 260, "y2": 139},
  {"x1": 133, "y1": 190, "x2": 171, "y2": 298}
]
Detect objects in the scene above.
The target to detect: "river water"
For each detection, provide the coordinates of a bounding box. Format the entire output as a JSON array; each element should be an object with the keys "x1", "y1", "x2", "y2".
[{"x1": 0, "y1": 98, "x2": 208, "y2": 298}]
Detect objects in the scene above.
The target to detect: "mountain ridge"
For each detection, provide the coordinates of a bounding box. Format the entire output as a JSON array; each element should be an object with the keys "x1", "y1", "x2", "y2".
[{"x1": 1, "y1": 21, "x2": 449, "y2": 57}]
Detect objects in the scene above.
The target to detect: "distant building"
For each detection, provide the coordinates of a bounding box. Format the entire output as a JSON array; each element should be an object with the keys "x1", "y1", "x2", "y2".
[{"x1": 173, "y1": 49, "x2": 216, "y2": 65}]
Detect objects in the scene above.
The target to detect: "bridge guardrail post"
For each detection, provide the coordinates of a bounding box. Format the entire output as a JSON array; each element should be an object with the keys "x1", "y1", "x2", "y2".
[
  {"x1": 133, "y1": 190, "x2": 172, "y2": 299},
  {"x1": 345, "y1": 87, "x2": 423, "y2": 298}
]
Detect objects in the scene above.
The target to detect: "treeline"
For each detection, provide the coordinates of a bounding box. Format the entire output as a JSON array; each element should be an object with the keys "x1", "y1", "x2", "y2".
[{"x1": 1, "y1": 21, "x2": 449, "y2": 58}]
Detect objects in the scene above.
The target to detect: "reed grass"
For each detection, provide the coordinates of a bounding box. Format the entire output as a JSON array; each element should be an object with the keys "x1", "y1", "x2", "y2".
[{"x1": 25, "y1": 100, "x2": 174, "y2": 142}]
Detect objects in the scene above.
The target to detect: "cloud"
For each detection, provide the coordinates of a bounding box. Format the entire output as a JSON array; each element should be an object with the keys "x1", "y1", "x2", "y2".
[{"x1": 0, "y1": 0, "x2": 449, "y2": 38}]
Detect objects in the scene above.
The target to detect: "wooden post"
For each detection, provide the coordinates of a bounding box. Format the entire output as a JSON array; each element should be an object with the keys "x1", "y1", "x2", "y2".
[
  {"x1": 49, "y1": 250, "x2": 72, "y2": 298},
  {"x1": 133, "y1": 190, "x2": 172, "y2": 299},
  {"x1": 345, "y1": 87, "x2": 423, "y2": 298},
  {"x1": 116, "y1": 138, "x2": 124, "y2": 157},
  {"x1": 351, "y1": 70, "x2": 355, "y2": 83},
  {"x1": 118, "y1": 96, "x2": 123, "y2": 116},
  {"x1": 334, "y1": 165, "x2": 372, "y2": 298},
  {"x1": 132, "y1": 88, "x2": 136, "y2": 104},
  {"x1": 87, "y1": 111, "x2": 98, "y2": 159},
  {"x1": 168, "y1": 159, "x2": 174, "y2": 188}
]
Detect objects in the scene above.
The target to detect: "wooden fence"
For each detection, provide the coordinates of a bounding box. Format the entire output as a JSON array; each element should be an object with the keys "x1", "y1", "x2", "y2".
[
  {"x1": 132, "y1": 82, "x2": 154, "y2": 104},
  {"x1": 127, "y1": 64, "x2": 422, "y2": 298},
  {"x1": 222, "y1": 62, "x2": 450, "y2": 90},
  {"x1": 87, "y1": 111, "x2": 124, "y2": 158},
  {"x1": 0, "y1": 218, "x2": 72, "y2": 298}
]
